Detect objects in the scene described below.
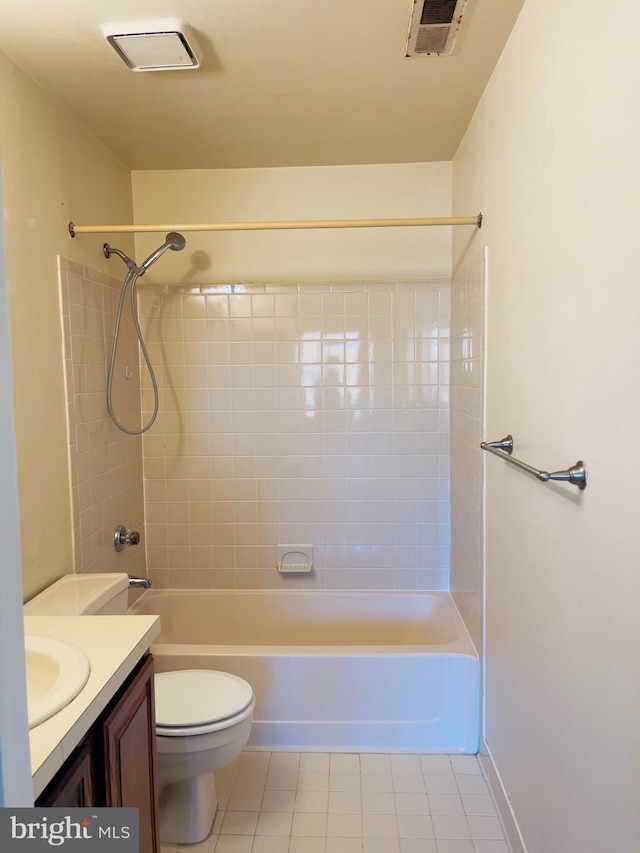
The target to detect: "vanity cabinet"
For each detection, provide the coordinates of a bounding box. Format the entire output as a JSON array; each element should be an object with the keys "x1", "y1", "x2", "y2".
[
  {"x1": 35, "y1": 735, "x2": 95, "y2": 808},
  {"x1": 36, "y1": 654, "x2": 159, "y2": 853}
]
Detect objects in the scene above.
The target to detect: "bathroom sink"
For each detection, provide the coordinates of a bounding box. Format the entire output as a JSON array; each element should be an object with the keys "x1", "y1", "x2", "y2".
[{"x1": 25, "y1": 635, "x2": 91, "y2": 729}]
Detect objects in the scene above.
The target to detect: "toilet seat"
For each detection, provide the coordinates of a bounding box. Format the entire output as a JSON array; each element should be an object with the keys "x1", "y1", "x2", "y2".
[{"x1": 155, "y1": 670, "x2": 254, "y2": 737}]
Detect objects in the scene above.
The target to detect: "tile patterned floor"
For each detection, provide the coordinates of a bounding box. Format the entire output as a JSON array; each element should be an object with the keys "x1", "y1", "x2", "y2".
[{"x1": 161, "y1": 752, "x2": 509, "y2": 853}]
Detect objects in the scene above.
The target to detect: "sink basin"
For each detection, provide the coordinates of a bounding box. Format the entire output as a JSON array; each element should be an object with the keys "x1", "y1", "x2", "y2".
[{"x1": 25, "y1": 635, "x2": 91, "y2": 729}]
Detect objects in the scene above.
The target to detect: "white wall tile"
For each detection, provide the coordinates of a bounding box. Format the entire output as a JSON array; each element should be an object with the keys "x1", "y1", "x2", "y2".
[
  {"x1": 59, "y1": 259, "x2": 146, "y2": 578},
  {"x1": 140, "y1": 281, "x2": 450, "y2": 589}
]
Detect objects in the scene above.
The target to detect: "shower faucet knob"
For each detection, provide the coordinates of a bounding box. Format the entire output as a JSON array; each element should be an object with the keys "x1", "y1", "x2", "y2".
[{"x1": 114, "y1": 525, "x2": 141, "y2": 552}]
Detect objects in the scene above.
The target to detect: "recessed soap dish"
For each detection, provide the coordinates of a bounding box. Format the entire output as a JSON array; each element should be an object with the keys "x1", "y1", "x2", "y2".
[{"x1": 277, "y1": 545, "x2": 313, "y2": 574}]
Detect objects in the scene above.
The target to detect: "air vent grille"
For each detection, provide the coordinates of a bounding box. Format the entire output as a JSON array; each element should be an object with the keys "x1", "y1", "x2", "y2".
[
  {"x1": 420, "y1": 0, "x2": 458, "y2": 26},
  {"x1": 406, "y1": 0, "x2": 468, "y2": 57}
]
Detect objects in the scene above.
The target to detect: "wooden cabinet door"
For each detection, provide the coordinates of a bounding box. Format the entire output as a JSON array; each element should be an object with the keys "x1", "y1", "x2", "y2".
[
  {"x1": 35, "y1": 736, "x2": 95, "y2": 808},
  {"x1": 102, "y1": 654, "x2": 159, "y2": 853}
]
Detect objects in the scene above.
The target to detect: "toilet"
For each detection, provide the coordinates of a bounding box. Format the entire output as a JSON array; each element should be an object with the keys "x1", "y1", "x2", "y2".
[
  {"x1": 154, "y1": 669, "x2": 255, "y2": 844},
  {"x1": 24, "y1": 572, "x2": 255, "y2": 845}
]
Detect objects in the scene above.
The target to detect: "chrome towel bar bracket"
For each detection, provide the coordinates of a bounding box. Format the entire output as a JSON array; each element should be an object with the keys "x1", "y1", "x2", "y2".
[{"x1": 480, "y1": 434, "x2": 588, "y2": 490}]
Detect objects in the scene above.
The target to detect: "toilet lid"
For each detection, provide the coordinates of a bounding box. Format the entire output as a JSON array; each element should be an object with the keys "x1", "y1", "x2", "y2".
[{"x1": 154, "y1": 670, "x2": 254, "y2": 729}]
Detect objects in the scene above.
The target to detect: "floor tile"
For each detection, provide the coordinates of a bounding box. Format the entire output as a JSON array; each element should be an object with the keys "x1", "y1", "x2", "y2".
[
  {"x1": 169, "y1": 751, "x2": 506, "y2": 853},
  {"x1": 364, "y1": 839, "x2": 401, "y2": 853},
  {"x1": 419, "y1": 756, "x2": 453, "y2": 775},
  {"x1": 214, "y1": 836, "x2": 254, "y2": 853},
  {"x1": 234, "y1": 768, "x2": 268, "y2": 790},
  {"x1": 177, "y1": 835, "x2": 216, "y2": 853},
  {"x1": 269, "y1": 753, "x2": 301, "y2": 772},
  {"x1": 255, "y1": 811, "x2": 293, "y2": 836},
  {"x1": 359, "y1": 755, "x2": 391, "y2": 774},
  {"x1": 330, "y1": 772, "x2": 361, "y2": 792},
  {"x1": 331, "y1": 754, "x2": 361, "y2": 773},
  {"x1": 471, "y1": 841, "x2": 510, "y2": 853},
  {"x1": 291, "y1": 812, "x2": 329, "y2": 837},
  {"x1": 299, "y1": 771, "x2": 330, "y2": 792},
  {"x1": 261, "y1": 790, "x2": 296, "y2": 812},
  {"x1": 217, "y1": 763, "x2": 240, "y2": 789},
  {"x1": 431, "y1": 815, "x2": 471, "y2": 841},
  {"x1": 212, "y1": 810, "x2": 226, "y2": 835},
  {"x1": 428, "y1": 794, "x2": 464, "y2": 816},
  {"x1": 327, "y1": 838, "x2": 363, "y2": 853},
  {"x1": 389, "y1": 755, "x2": 422, "y2": 774},
  {"x1": 227, "y1": 789, "x2": 264, "y2": 812},
  {"x1": 362, "y1": 815, "x2": 398, "y2": 839},
  {"x1": 400, "y1": 840, "x2": 437, "y2": 853},
  {"x1": 289, "y1": 838, "x2": 326, "y2": 853},
  {"x1": 423, "y1": 775, "x2": 459, "y2": 795},
  {"x1": 329, "y1": 790, "x2": 362, "y2": 814},
  {"x1": 449, "y1": 757, "x2": 481, "y2": 776},
  {"x1": 460, "y1": 795, "x2": 496, "y2": 817},
  {"x1": 465, "y1": 817, "x2": 504, "y2": 840},
  {"x1": 434, "y1": 841, "x2": 474, "y2": 853},
  {"x1": 218, "y1": 790, "x2": 232, "y2": 810},
  {"x1": 396, "y1": 815, "x2": 434, "y2": 839},
  {"x1": 220, "y1": 812, "x2": 259, "y2": 836},
  {"x1": 251, "y1": 837, "x2": 290, "y2": 853},
  {"x1": 300, "y1": 754, "x2": 331, "y2": 772},
  {"x1": 327, "y1": 813, "x2": 363, "y2": 838},
  {"x1": 393, "y1": 793, "x2": 429, "y2": 815},
  {"x1": 361, "y1": 773, "x2": 394, "y2": 793},
  {"x1": 295, "y1": 790, "x2": 330, "y2": 813},
  {"x1": 265, "y1": 770, "x2": 299, "y2": 790},
  {"x1": 454, "y1": 776, "x2": 490, "y2": 796},
  {"x1": 362, "y1": 792, "x2": 396, "y2": 814},
  {"x1": 392, "y1": 774, "x2": 425, "y2": 794},
  {"x1": 239, "y1": 753, "x2": 271, "y2": 772}
]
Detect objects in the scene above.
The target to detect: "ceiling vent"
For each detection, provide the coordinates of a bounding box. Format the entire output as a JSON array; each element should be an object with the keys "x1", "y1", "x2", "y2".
[
  {"x1": 100, "y1": 19, "x2": 202, "y2": 71},
  {"x1": 405, "y1": 0, "x2": 468, "y2": 57}
]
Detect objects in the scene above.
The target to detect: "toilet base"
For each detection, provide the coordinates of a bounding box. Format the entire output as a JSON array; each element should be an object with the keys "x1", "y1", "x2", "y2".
[{"x1": 158, "y1": 771, "x2": 218, "y2": 845}]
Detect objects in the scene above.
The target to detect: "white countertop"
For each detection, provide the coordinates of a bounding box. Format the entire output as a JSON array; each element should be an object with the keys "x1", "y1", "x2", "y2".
[{"x1": 24, "y1": 614, "x2": 160, "y2": 799}]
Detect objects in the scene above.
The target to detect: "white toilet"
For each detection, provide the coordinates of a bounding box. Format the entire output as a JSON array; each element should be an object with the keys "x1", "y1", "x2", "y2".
[
  {"x1": 154, "y1": 669, "x2": 255, "y2": 844},
  {"x1": 24, "y1": 572, "x2": 255, "y2": 845}
]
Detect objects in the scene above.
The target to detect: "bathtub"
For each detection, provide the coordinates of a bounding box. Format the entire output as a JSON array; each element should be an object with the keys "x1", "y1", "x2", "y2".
[{"x1": 130, "y1": 590, "x2": 479, "y2": 753}]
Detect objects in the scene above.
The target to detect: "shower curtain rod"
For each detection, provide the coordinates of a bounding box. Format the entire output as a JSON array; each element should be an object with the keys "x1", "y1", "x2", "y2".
[{"x1": 68, "y1": 214, "x2": 482, "y2": 237}]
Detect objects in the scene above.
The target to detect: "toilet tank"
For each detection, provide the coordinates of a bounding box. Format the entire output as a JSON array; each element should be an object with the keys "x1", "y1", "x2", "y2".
[{"x1": 24, "y1": 573, "x2": 130, "y2": 616}]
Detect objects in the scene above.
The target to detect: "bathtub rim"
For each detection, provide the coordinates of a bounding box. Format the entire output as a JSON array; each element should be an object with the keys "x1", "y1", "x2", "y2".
[{"x1": 130, "y1": 588, "x2": 479, "y2": 658}]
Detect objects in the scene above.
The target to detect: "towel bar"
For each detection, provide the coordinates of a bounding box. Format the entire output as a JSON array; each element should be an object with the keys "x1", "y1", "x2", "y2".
[{"x1": 480, "y1": 435, "x2": 588, "y2": 490}]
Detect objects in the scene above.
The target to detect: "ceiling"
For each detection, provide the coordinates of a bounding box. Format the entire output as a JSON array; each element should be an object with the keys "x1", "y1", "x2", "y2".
[{"x1": 0, "y1": 0, "x2": 524, "y2": 170}]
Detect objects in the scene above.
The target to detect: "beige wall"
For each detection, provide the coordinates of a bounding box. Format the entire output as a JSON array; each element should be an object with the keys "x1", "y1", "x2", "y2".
[
  {"x1": 453, "y1": 1, "x2": 640, "y2": 850},
  {"x1": 131, "y1": 163, "x2": 452, "y2": 284},
  {"x1": 0, "y1": 49, "x2": 134, "y2": 600}
]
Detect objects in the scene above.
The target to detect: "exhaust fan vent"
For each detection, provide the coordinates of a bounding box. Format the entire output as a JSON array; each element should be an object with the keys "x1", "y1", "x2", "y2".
[
  {"x1": 406, "y1": 0, "x2": 468, "y2": 57},
  {"x1": 101, "y1": 19, "x2": 202, "y2": 71}
]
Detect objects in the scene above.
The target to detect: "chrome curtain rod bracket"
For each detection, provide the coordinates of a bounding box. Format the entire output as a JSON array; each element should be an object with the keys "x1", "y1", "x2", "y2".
[{"x1": 480, "y1": 435, "x2": 588, "y2": 491}]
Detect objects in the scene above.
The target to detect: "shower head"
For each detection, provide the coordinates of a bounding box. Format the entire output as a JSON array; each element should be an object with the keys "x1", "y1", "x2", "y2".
[{"x1": 140, "y1": 232, "x2": 186, "y2": 271}]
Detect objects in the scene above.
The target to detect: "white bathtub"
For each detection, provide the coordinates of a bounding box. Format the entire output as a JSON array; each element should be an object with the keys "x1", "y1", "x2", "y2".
[{"x1": 130, "y1": 590, "x2": 479, "y2": 753}]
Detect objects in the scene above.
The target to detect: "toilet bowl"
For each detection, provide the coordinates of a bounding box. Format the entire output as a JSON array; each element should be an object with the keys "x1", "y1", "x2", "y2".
[{"x1": 154, "y1": 669, "x2": 255, "y2": 845}]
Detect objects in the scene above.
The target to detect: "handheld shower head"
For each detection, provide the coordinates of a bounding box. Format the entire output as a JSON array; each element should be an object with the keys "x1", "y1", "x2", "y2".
[{"x1": 141, "y1": 232, "x2": 187, "y2": 271}]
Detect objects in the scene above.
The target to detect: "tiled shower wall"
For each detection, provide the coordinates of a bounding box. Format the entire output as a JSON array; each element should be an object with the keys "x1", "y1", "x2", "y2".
[
  {"x1": 450, "y1": 250, "x2": 486, "y2": 651},
  {"x1": 138, "y1": 280, "x2": 451, "y2": 591},
  {"x1": 58, "y1": 258, "x2": 146, "y2": 578}
]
